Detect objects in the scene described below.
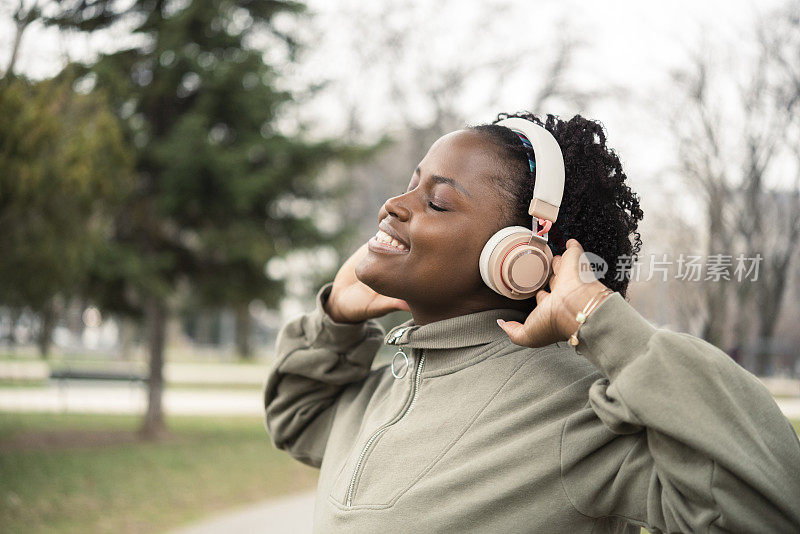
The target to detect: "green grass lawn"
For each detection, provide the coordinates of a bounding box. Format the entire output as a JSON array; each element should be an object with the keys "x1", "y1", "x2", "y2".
[
  {"x1": 0, "y1": 413, "x2": 318, "y2": 534},
  {"x1": 1, "y1": 413, "x2": 798, "y2": 534}
]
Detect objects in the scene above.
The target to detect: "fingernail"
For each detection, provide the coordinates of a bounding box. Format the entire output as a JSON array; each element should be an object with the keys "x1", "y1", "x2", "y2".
[{"x1": 496, "y1": 319, "x2": 505, "y2": 328}]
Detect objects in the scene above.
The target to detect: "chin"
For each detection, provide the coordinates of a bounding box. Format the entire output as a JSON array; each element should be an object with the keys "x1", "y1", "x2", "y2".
[{"x1": 355, "y1": 254, "x2": 406, "y2": 300}]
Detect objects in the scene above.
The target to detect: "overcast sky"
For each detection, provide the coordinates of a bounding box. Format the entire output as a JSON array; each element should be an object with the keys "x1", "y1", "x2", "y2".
[
  {"x1": 1, "y1": 0, "x2": 793, "y2": 318},
  {"x1": 1, "y1": 0, "x2": 786, "y2": 206},
  {"x1": 1, "y1": 0, "x2": 790, "y2": 224}
]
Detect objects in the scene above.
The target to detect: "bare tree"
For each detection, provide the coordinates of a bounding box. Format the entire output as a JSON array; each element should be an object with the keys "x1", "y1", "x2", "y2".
[
  {"x1": 314, "y1": 0, "x2": 596, "y2": 260},
  {"x1": 527, "y1": 25, "x2": 627, "y2": 114},
  {"x1": 744, "y1": 3, "x2": 800, "y2": 374},
  {"x1": 669, "y1": 50, "x2": 737, "y2": 349},
  {"x1": 666, "y1": 1, "x2": 800, "y2": 371},
  {"x1": 2, "y1": 0, "x2": 41, "y2": 80},
  {"x1": 2, "y1": 0, "x2": 122, "y2": 81}
]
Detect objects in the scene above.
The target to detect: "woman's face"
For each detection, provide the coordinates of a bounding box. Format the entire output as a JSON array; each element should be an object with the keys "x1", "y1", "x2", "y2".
[{"x1": 355, "y1": 129, "x2": 521, "y2": 322}]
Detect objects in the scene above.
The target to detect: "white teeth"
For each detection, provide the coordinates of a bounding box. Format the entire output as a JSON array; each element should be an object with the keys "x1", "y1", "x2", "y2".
[{"x1": 374, "y1": 230, "x2": 407, "y2": 250}]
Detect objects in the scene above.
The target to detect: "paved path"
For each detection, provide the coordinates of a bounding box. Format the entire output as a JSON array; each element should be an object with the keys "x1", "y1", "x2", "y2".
[
  {"x1": 0, "y1": 360, "x2": 270, "y2": 385},
  {"x1": 778, "y1": 398, "x2": 800, "y2": 419},
  {"x1": 1, "y1": 383, "x2": 799, "y2": 419},
  {"x1": 170, "y1": 491, "x2": 315, "y2": 534},
  {"x1": 0, "y1": 383, "x2": 265, "y2": 416}
]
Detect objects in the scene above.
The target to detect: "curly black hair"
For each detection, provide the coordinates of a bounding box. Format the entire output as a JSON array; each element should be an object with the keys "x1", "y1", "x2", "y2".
[{"x1": 469, "y1": 112, "x2": 643, "y2": 298}]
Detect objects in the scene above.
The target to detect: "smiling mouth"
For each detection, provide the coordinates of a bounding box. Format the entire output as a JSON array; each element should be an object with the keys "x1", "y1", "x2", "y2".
[{"x1": 371, "y1": 229, "x2": 408, "y2": 251}]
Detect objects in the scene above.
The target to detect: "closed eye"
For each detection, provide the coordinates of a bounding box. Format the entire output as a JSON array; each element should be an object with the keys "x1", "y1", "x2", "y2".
[{"x1": 401, "y1": 186, "x2": 447, "y2": 212}]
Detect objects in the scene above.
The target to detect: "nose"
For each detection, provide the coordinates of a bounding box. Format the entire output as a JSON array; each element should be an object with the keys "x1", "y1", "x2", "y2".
[{"x1": 379, "y1": 192, "x2": 411, "y2": 222}]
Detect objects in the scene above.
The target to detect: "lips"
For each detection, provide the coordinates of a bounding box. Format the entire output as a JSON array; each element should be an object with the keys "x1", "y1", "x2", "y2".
[
  {"x1": 377, "y1": 221, "x2": 410, "y2": 249},
  {"x1": 372, "y1": 229, "x2": 408, "y2": 251}
]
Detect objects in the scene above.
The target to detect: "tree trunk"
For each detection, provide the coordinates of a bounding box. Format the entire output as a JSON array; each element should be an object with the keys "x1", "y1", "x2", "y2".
[
  {"x1": 37, "y1": 300, "x2": 56, "y2": 359},
  {"x1": 235, "y1": 303, "x2": 253, "y2": 360},
  {"x1": 754, "y1": 255, "x2": 791, "y2": 377},
  {"x1": 140, "y1": 297, "x2": 167, "y2": 440},
  {"x1": 8, "y1": 308, "x2": 23, "y2": 351},
  {"x1": 732, "y1": 293, "x2": 754, "y2": 372},
  {"x1": 701, "y1": 189, "x2": 730, "y2": 349},
  {"x1": 754, "y1": 337, "x2": 772, "y2": 377},
  {"x1": 119, "y1": 316, "x2": 136, "y2": 361},
  {"x1": 3, "y1": 1, "x2": 32, "y2": 83},
  {"x1": 3, "y1": 24, "x2": 23, "y2": 81},
  {"x1": 66, "y1": 297, "x2": 87, "y2": 342}
]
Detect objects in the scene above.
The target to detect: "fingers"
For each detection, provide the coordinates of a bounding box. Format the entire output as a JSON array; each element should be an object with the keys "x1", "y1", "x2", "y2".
[
  {"x1": 535, "y1": 289, "x2": 549, "y2": 306},
  {"x1": 552, "y1": 239, "x2": 582, "y2": 275},
  {"x1": 560, "y1": 238, "x2": 585, "y2": 272},
  {"x1": 373, "y1": 296, "x2": 411, "y2": 316},
  {"x1": 496, "y1": 319, "x2": 528, "y2": 346},
  {"x1": 497, "y1": 318, "x2": 551, "y2": 348},
  {"x1": 552, "y1": 255, "x2": 562, "y2": 274},
  {"x1": 564, "y1": 239, "x2": 583, "y2": 257}
]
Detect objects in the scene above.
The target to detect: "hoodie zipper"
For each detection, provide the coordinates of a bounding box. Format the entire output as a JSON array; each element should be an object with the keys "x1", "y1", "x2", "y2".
[{"x1": 345, "y1": 328, "x2": 425, "y2": 506}]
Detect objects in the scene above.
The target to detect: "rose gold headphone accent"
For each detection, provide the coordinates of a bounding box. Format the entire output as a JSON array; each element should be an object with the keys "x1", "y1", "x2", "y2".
[
  {"x1": 499, "y1": 242, "x2": 526, "y2": 292},
  {"x1": 485, "y1": 232, "x2": 551, "y2": 298},
  {"x1": 536, "y1": 218, "x2": 552, "y2": 237},
  {"x1": 503, "y1": 248, "x2": 550, "y2": 292}
]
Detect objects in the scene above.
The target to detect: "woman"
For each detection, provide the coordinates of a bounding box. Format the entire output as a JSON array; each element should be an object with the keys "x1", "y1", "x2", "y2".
[{"x1": 263, "y1": 112, "x2": 800, "y2": 533}]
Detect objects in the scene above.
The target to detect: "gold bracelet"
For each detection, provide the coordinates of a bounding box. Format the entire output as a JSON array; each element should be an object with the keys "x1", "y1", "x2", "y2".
[{"x1": 568, "y1": 287, "x2": 614, "y2": 346}]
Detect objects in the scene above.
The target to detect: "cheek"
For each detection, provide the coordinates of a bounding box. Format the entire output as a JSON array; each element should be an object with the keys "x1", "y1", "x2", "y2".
[{"x1": 412, "y1": 226, "x2": 484, "y2": 278}]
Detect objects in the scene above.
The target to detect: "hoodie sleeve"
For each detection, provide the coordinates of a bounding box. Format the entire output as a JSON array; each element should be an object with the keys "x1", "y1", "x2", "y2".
[
  {"x1": 559, "y1": 292, "x2": 800, "y2": 533},
  {"x1": 263, "y1": 282, "x2": 385, "y2": 468}
]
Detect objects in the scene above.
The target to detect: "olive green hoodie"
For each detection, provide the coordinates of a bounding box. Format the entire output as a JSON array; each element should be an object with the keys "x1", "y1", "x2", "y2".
[{"x1": 263, "y1": 282, "x2": 800, "y2": 533}]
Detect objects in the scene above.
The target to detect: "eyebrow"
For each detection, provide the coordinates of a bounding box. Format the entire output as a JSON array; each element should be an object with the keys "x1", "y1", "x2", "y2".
[{"x1": 415, "y1": 167, "x2": 472, "y2": 198}]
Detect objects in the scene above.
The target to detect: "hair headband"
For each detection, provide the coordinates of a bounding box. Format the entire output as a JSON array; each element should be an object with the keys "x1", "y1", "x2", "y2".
[{"x1": 513, "y1": 131, "x2": 537, "y2": 176}]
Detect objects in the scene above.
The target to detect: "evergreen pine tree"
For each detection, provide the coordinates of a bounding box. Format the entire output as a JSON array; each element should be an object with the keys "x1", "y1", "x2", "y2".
[{"x1": 85, "y1": 0, "x2": 363, "y2": 438}]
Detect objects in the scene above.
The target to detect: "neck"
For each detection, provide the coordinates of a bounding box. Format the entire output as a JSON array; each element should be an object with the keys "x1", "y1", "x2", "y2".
[{"x1": 408, "y1": 293, "x2": 532, "y2": 326}]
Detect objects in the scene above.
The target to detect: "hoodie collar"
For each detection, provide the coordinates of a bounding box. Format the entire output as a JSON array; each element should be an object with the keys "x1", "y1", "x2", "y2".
[{"x1": 384, "y1": 308, "x2": 528, "y2": 375}]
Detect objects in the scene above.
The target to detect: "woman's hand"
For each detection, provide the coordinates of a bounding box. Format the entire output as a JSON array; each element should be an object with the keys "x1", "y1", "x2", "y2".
[
  {"x1": 497, "y1": 239, "x2": 611, "y2": 348},
  {"x1": 323, "y1": 243, "x2": 411, "y2": 323}
]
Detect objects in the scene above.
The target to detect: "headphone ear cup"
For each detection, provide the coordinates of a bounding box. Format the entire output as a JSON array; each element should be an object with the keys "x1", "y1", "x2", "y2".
[
  {"x1": 480, "y1": 226, "x2": 529, "y2": 293},
  {"x1": 479, "y1": 227, "x2": 552, "y2": 300}
]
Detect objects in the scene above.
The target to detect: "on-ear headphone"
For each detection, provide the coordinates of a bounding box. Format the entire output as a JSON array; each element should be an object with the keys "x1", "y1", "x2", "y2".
[{"x1": 478, "y1": 117, "x2": 566, "y2": 300}]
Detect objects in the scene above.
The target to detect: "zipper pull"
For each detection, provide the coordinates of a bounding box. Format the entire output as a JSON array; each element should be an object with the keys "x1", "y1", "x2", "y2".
[
  {"x1": 387, "y1": 326, "x2": 412, "y2": 378},
  {"x1": 391, "y1": 347, "x2": 410, "y2": 379},
  {"x1": 387, "y1": 326, "x2": 410, "y2": 345}
]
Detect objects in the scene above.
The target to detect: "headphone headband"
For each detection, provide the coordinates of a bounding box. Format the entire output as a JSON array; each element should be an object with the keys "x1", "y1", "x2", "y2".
[{"x1": 495, "y1": 117, "x2": 565, "y2": 223}]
